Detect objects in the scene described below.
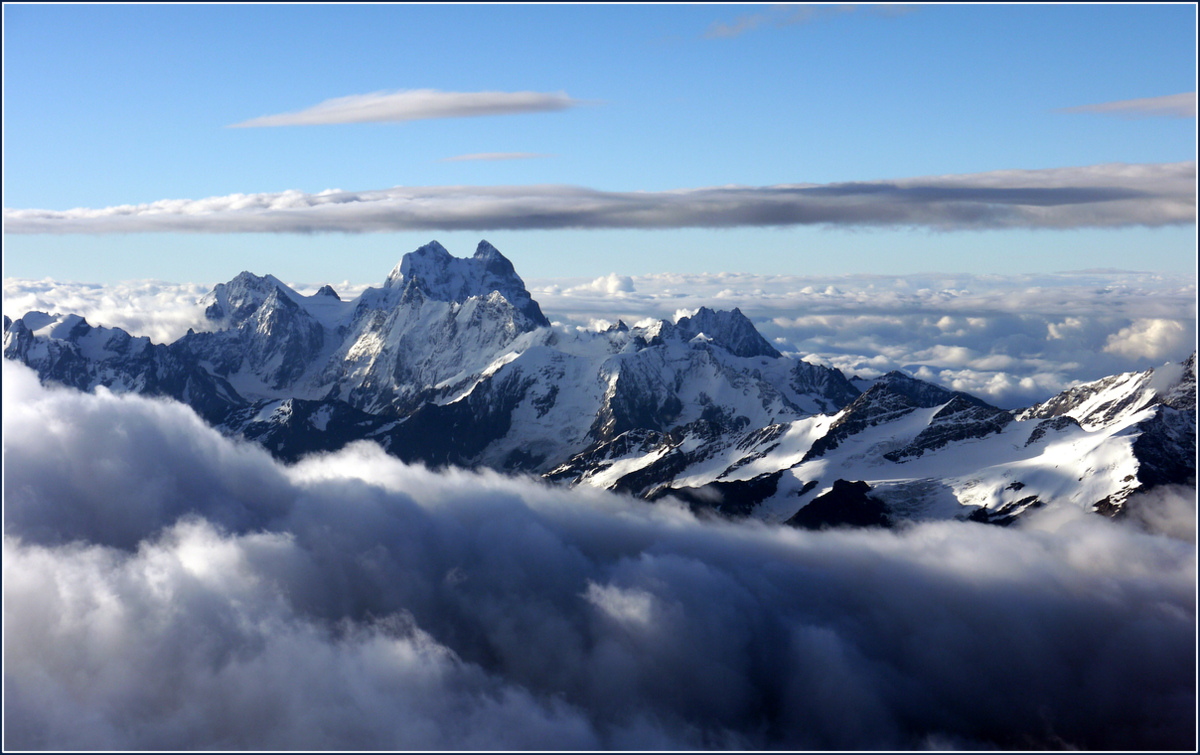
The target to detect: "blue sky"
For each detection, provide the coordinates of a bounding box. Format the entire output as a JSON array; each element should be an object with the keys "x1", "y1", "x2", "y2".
[{"x1": 3, "y1": 3, "x2": 1196, "y2": 284}]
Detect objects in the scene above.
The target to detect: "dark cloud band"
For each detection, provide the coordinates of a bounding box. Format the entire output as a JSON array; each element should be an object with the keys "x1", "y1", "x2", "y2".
[{"x1": 4, "y1": 162, "x2": 1193, "y2": 234}]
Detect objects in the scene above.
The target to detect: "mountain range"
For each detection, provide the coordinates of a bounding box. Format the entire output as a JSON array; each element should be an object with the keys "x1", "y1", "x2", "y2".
[{"x1": 5, "y1": 240, "x2": 1195, "y2": 527}]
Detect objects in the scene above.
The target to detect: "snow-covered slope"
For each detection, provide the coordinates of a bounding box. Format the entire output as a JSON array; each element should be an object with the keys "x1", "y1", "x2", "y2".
[
  {"x1": 3, "y1": 311, "x2": 244, "y2": 424},
  {"x1": 1018, "y1": 353, "x2": 1195, "y2": 429},
  {"x1": 654, "y1": 355, "x2": 1195, "y2": 525},
  {"x1": 5, "y1": 241, "x2": 1195, "y2": 526}
]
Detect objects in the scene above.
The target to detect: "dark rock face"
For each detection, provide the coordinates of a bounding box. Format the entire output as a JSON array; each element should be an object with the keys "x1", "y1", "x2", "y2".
[
  {"x1": 802, "y1": 384, "x2": 922, "y2": 462},
  {"x1": 606, "y1": 448, "x2": 694, "y2": 498},
  {"x1": 673, "y1": 307, "x2": 781, "y2": 359},
  {"x1": 785, "y1": 479, "x2": 891, "y2": 530},
  {"x1": 588, "y1": 360, "x2": 684, "y2": 443},
  {"x1": 873, "y1": 370, "x2": 964, "y2": 408},
  {"x1": 803, "y1": 375, "x2": 1007, "y2": 463},
  {"x1": 1025, "y1": 416, "x2": 1081, "y2": 446},
  {"x1": 884, "y1": 396, "x2": 1014, "y2": 462},
  {"x1": 789, "y1": 360, "x2": 862, "y2": 412},
  {"x1": 545, "y1": 428, "x2": 672, "y2": 485},
  {"x1": 967, "y1": 495, "x2": 1044, "y2": 527},
  {"x1": 1131, "y1": 406, "x2": 1197, "y2": 488},
  {"x1": 652, "y1": 471, "x2": 784, "y2": 519},
  {"x1": 378, "y1": 369, "x2": 534, "y2": 469},
  {"x1": 1161, "y1": 352, "x2": 1196, "y2": 413},
  {"x1": 230, "y1": 398, "x2": 390, "y2": 463}
]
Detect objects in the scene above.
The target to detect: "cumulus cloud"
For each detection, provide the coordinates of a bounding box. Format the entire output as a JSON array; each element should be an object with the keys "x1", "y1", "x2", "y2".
[
  {"x1": 440, "y1": 152, "x2": 554, "y2": 162},
  {"x1": 5, "y1": 162, "x2": 1193, "y2": 235},
  {"x1": 1103, "y1": 318, "x2": 1192, "y2": 360},
  {"x1": 567, "y1": 273, "x2": 636, "y2": 296},
  {"x1": 2, "y1": 359, "x2": 1195, "y2": 750},
  {"x1": 228, "y1": 89, "x2": 583, "y2": 128},
  {"x1": 1058, "y1": 92, "x2": 1197, "y2": 119}
]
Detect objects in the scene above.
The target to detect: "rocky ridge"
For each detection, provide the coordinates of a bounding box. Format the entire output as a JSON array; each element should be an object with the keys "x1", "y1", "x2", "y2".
[{"x1": 5, "y1": 240, "x2": 1195, "y2": 527}]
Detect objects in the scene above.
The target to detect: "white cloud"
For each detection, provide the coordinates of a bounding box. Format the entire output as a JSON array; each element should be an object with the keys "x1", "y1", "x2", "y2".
[
  {"x1": 440, "y1": 152, "x2": 554, "y2": 162},
  {"x1": 228, "y1": 89, "x2": 583, "y2": 128},
  {"x1": 2, "y1": 278, "x2": 211, "y2": 343},
  {"x1": 5, "y1": 162, "x2": 1193, "y2": 234},
  {"x1": 1104, "y1": 318, "x2": 1191, "y2": 360},
  {"x1": 584, "y1": 582, "x2": 657, "y2": 628},
  {"x1": 3, "y1": 359, "x2": 1195, "y2": 750},
  {"x1": 569, "y1": 273, "x2": 636, "y2": 296},
  {"x1": 6, "y1": 268, "x2": 1195, "y2": 408},
  {"x1": 530, "y1": 269, "x2": 1196, "y2": 407},
  {"x1": 1058, "y1": 92, "x2": 1197, "y2": 119},
  {"x1": 1, "y1": 277, "x2": 374, "y2": 343}
]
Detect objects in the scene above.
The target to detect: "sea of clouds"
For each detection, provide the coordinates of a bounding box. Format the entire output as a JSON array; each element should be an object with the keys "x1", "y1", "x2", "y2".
[
  {"x1": 3, "y1": 359, "x2": 1195, "y2": 750},
  {"x1": 531, "y1": 269, "x2": 1197, "y2": 407},
  {"x1": 7, "y1": 268, "x2": 1193, "y2": 408}
]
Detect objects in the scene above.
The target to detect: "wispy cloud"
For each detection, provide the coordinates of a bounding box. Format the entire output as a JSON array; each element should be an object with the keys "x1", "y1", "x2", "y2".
[
  {"x1": 4, "y1": 163, "x2": 1194, "y2": 234},
  {"x1": 228, "y1": 89, "x2": 584, "y2": 128},
  {"x1": 1057, "y1": 92, "x2": 1197, "y2": 119},
  {"x1": 439, "y1": 152, "x2": 554, "y2": 163},
  {"x1": 705, "y1": 4, "x2": 912, "y2": 39}
]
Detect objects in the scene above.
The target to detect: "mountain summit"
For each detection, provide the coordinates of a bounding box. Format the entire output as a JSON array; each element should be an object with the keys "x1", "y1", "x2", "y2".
[
  {"x1": 386, "y1": 240, "x2": 549, "y2": 327},
  {"x1": 5, "y1": 241, "x2": 1195, "y2": 527}
]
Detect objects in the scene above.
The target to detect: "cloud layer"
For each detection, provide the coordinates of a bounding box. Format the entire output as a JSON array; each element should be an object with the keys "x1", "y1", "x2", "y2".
[
  {"x1": 1059, "y1": 92, "x2": 1197, "y2": 119},
  {"x1": 3, "y1": 360, "x2": 1195, "y2": 750},
  {"x1": 5, "y1": 269, "x2": 1195, "y2": 409},
  {"x1": 2, "y1": 278, "x2": 214, "y2": 344},
  {"x1": 531, "y1": 269, "x2": 1196, "y2": 407},
  {"x1": 228, "y1": 89, "x2": 583, "y2": 128},
  {"x1": 5, "y1": 162, "x2": 1194, "y2": 234}
]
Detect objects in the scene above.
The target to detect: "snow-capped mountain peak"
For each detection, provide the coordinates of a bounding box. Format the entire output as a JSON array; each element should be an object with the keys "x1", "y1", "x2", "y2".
[
  {"x1": 1017, "y1": 354, "x2": 1196, "y2": 430},
  {"x1": 384, "y1": 240, "x2": 550, "y2": 327},
  {"x1": 201, "y1": 270, "x2": 304, "y2": 328},
  {"x1": 6, "y1": 243, "x2": 1194, "y2": 530},
  {"x1": 673, "y1": 306, "x2": 782, "y2": 358}
]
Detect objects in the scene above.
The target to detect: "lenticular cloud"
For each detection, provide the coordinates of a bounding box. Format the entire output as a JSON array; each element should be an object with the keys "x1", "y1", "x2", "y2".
[
  {"x1": 4, "y1": 162, "x2": 1194, "y2": 234},
  {"x1": 2, "y1": 359, "x2": 1195, "y2": 750},
  {"x1": 228, "y1": 89, "x2": 583, "y2": 128}
]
